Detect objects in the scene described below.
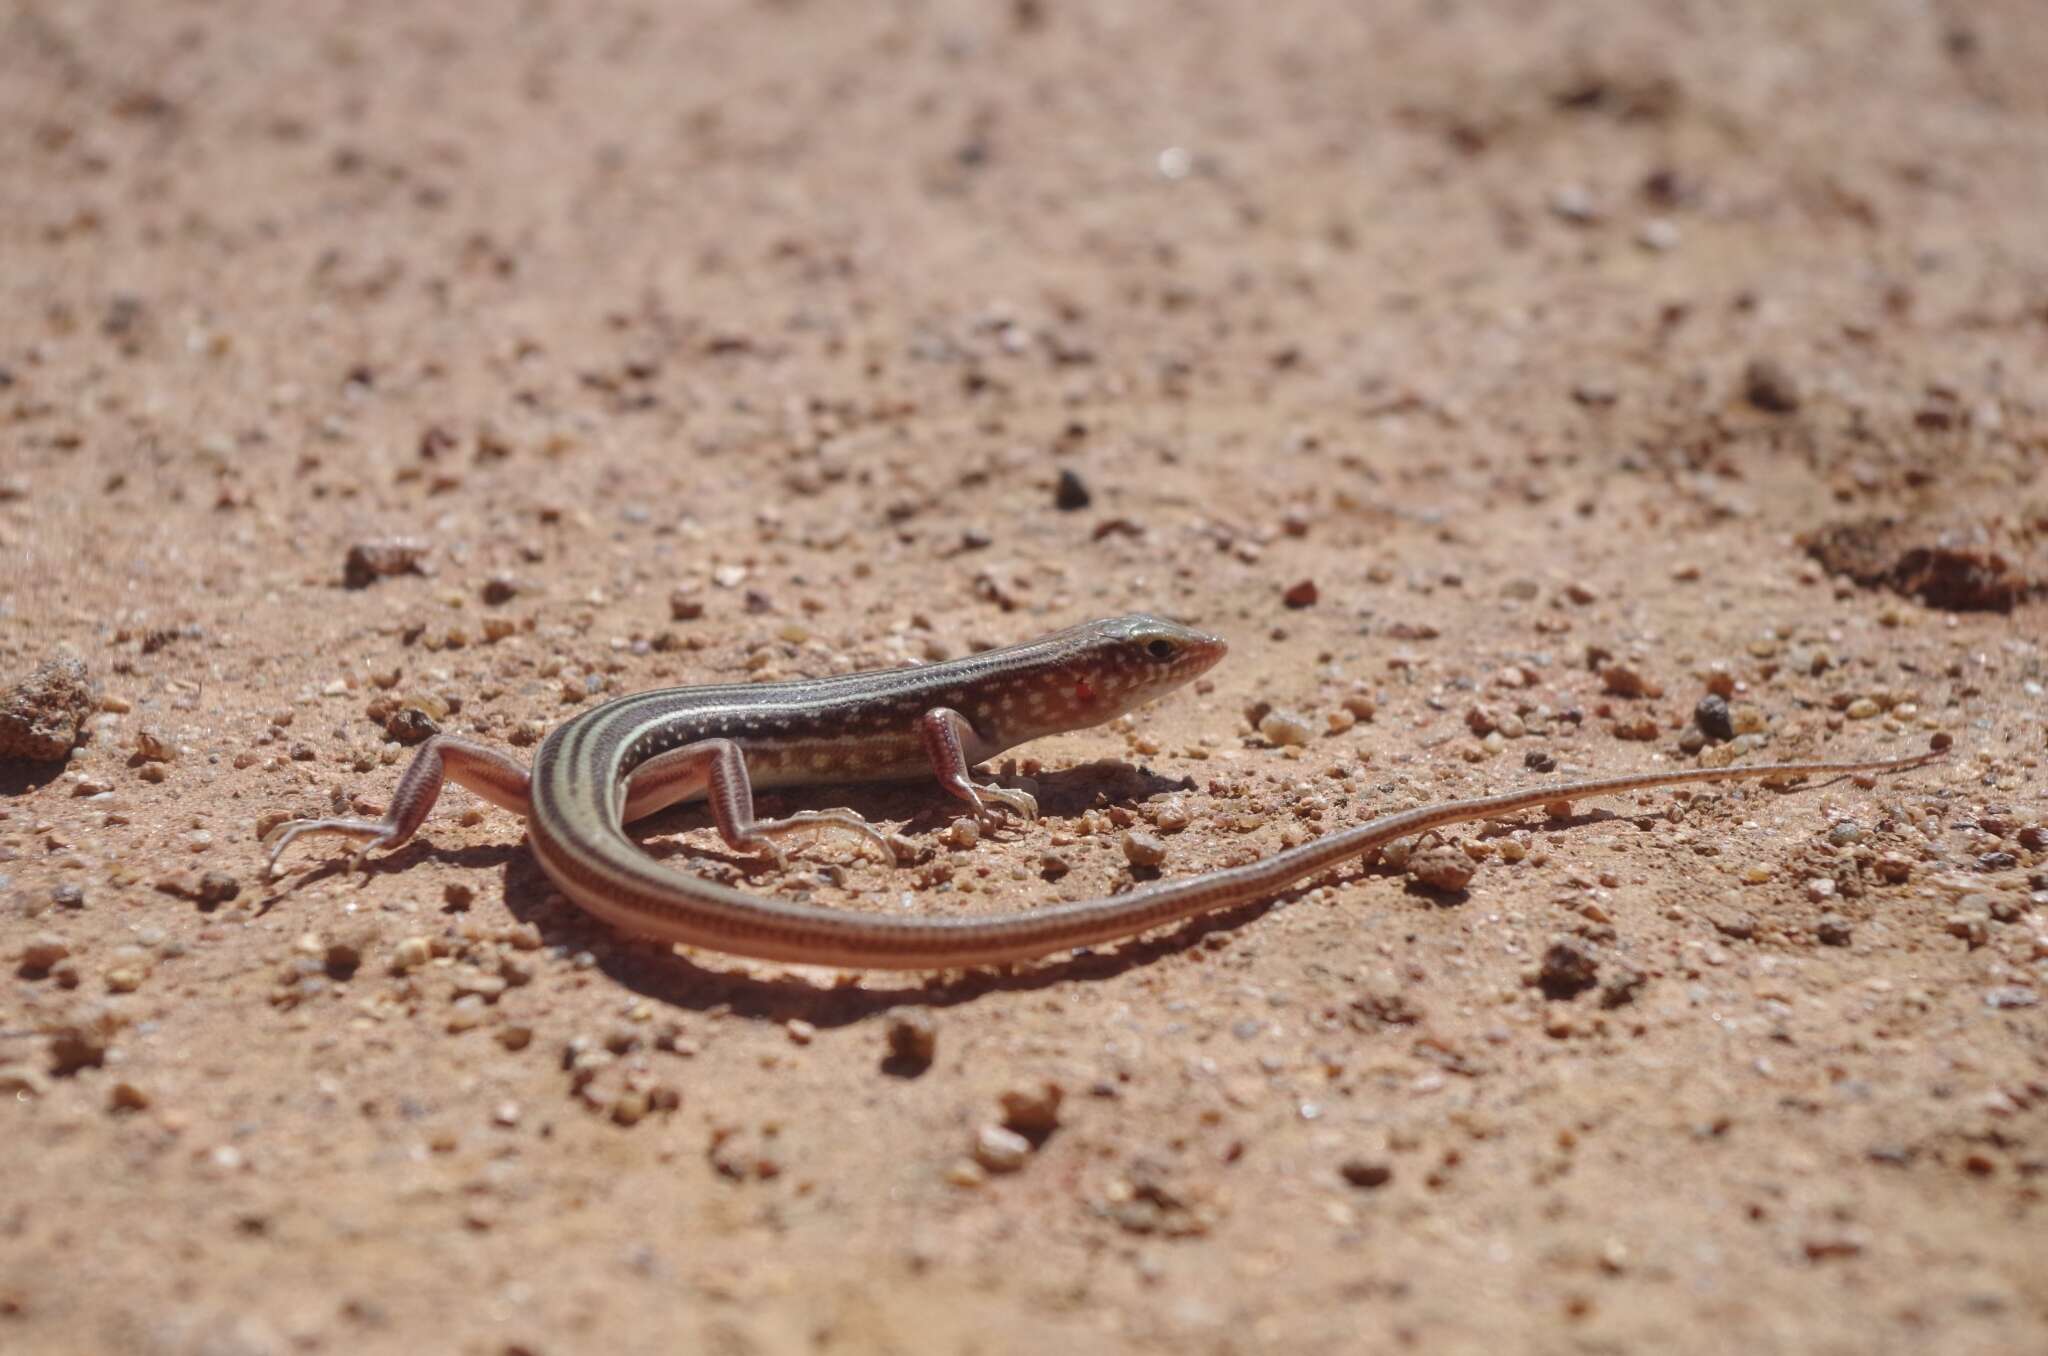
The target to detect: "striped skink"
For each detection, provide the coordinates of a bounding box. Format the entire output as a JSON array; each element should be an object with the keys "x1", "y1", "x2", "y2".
[{"x1": 264, "y1": 614, "x2": 1941, "y2": 969}]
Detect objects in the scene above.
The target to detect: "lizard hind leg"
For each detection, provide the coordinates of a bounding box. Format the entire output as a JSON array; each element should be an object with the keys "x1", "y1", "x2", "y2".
[
  {"x1": 262, "y1": 817, "x2": 396, "y2": 874},
  {"x1": 261, "y1": 735, "x2": 532, "y2": 874}
]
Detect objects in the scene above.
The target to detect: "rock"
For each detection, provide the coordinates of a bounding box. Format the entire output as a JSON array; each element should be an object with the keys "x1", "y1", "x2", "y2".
[
  {"x1": 1339, "y1": 1158, "x2": 1392, "y2": 1189},
  {"x1": 1600, "y1": 664, "x2": 1654, "y2": 699},
  {"x1": 19, "y1": 934, "x2": 70, "y2": 972},
  {"x1": 1121, "y1": 830, "x2": 1168, "y2": 868},
  {"x1": 1257, "y1": 709, "x2": 1314, "y2": 747},
  {"x1": 885, "y1": 1012, "x2": 938, "y2": 1068},
  {"x1": 1538, "y1": 938, "x2": 1600, "y2": 999},
  {"x1": 1053, "y1": 469, "x2": 1091, "y2": 511},
  {"x1": 1408, "y1": 843, "x2": 1476, "y2": 893},
  {"x1": 972, "y1": 1123, "x2": 1032, "y2": 1173},
  {"x1": 1694, "y1": 693, "x2": 1735, "y2": 741},
  {"x1": 998, "y1": 1080, "x2": 1064, "y2": 1137},
  {"x1": 343, "y1": 538, "x2": 432, "y2": 589},
  {"x1": 0, "y1": 657, "x2": 98, "y2": 762},
  {"x1": 1743, "y1": 357, "x2": 1800, "y2": 413}
]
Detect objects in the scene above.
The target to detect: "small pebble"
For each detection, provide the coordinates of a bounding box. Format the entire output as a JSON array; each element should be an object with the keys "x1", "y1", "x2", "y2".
[
  {"x1": 1945, "y1": 912, "x2": 1989, "y2": 949},
  {"x1": 1121, "y1": 831, "x2": 1168, "y2": 868},
  {"x1": 195, "y1": 871, "x2": 239, "y2": 904},
  {"x1": 1407, "y1": 843, "x2": 1476, "y2": 893},
  {"x1": 1053, "y1": 469, "x2": 1091, "y2": 511},
  {"x1": 973, "y1": 1123, "x2": 1032, "y2": 1173},
  {"x1": 1600, "y1": 664, "x2": 1653, "y2": 699},
  {"x1": 1815, "y1": 915, "x2": 1854, "y2": 946},
  {"x1": 20, "y1": 934, "x2": 70, "y2": 971},
  {"x1": 1339, "y1": 1158, "x2": 1393, "y2": 1189},
  {"x1": 998, "y1": 1080, "x2": 1064, "y2": 1136},
  {"x1": 1694, "y1": 694, "x2": 1735, "y2": 742},
  {"x1": 1743, "y1": 357, "x2": 1801, "y2": 414},
  {"x1": 1538, "y1": 938, "x2": 1600, "y2": 999},
  {"x1": 1257, "y1": 709, "x2": 1314, "y2": 747},
  {"x1": 886, "y1": 1012, "x2": 938, "y2": 1067},
  {"x1": 1282, "y1": 579, "x2": 1319, "y2": 609},
  {"x1": 343, "y1": 538, "x2": 432, "y2": 589}
]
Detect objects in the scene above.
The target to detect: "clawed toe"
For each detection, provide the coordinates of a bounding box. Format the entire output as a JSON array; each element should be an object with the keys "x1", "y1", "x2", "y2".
[
  {"x1": 262, "y1": 817, "x2": 398, "y2": 875},
  {"x1": 972, "y1": 784, "x2": 1038, "y2": 829}
]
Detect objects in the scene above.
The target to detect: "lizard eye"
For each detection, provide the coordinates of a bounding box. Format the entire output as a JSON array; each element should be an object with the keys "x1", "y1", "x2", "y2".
[{"x1": 1145, "y1": 638, "x2": 1178, "y2": 661}]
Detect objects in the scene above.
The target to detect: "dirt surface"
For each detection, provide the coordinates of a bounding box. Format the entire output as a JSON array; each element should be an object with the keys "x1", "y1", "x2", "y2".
[{"x1": 4, "y1": 2, "x2": 2047, "y2": 1352}]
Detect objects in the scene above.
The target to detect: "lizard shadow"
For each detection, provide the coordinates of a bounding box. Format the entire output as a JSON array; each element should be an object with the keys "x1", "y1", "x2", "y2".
[
  {"x1": 255, "y1": 840, "x2": 524, "y2": 915},
  {"x1": 570, "y1": 889, "x2": 1294, "y2": 1029},
  {"x1": 480, "y1": 761, "x2": 1261, "y2": 1026}
]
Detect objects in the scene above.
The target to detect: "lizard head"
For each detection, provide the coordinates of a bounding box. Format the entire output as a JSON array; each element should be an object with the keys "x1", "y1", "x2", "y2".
[{"x1": 969, "y1": 613, "x2": 1228, "y2": 750}]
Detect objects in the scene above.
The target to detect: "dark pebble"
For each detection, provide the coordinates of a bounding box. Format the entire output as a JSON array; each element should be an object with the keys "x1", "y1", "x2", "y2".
[
  {"x1": 1054, "y1": 469, "x2": 1091, "y2": 511},
  {"x1": 1694, "y1": 693, "x2": 1735, "y2": 741},
  {"x1": 885, "y1": 1012, "x2": 938, "y2": 1067},
  {"x1": 1538, "y1": 938, "x2": 1600, "y2": 999},
  {"x1": 1339, "y1": 1159, "x2": 1393, "y2": 1189},
  {"x1": 1743, "y1": 357, "x2": 1800, "y2": 413},
  {"x1": 196, "y1": 870, "x2": 240, "y2": 904},
  {"x1": 386, "y1": 707, "x2": 440, "y2": 746}
]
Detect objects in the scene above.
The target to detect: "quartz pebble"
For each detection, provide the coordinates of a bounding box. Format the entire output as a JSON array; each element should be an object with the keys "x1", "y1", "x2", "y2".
[
  {"x1": 973, "y1": 1123, "x2": 1032, "y2": 1173},
  {"x1": 1121, "y1": 830, "x2": 1168, "y2": 868},
  {"x1": 1257, "y1": 709, "x2": 1314, "y2": 747}
]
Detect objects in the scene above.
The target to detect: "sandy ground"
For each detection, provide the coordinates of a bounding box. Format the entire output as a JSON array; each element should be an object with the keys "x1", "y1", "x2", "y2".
[{"x1": 3, "y1": 1, "x2": 2046, "y2": 1352}]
